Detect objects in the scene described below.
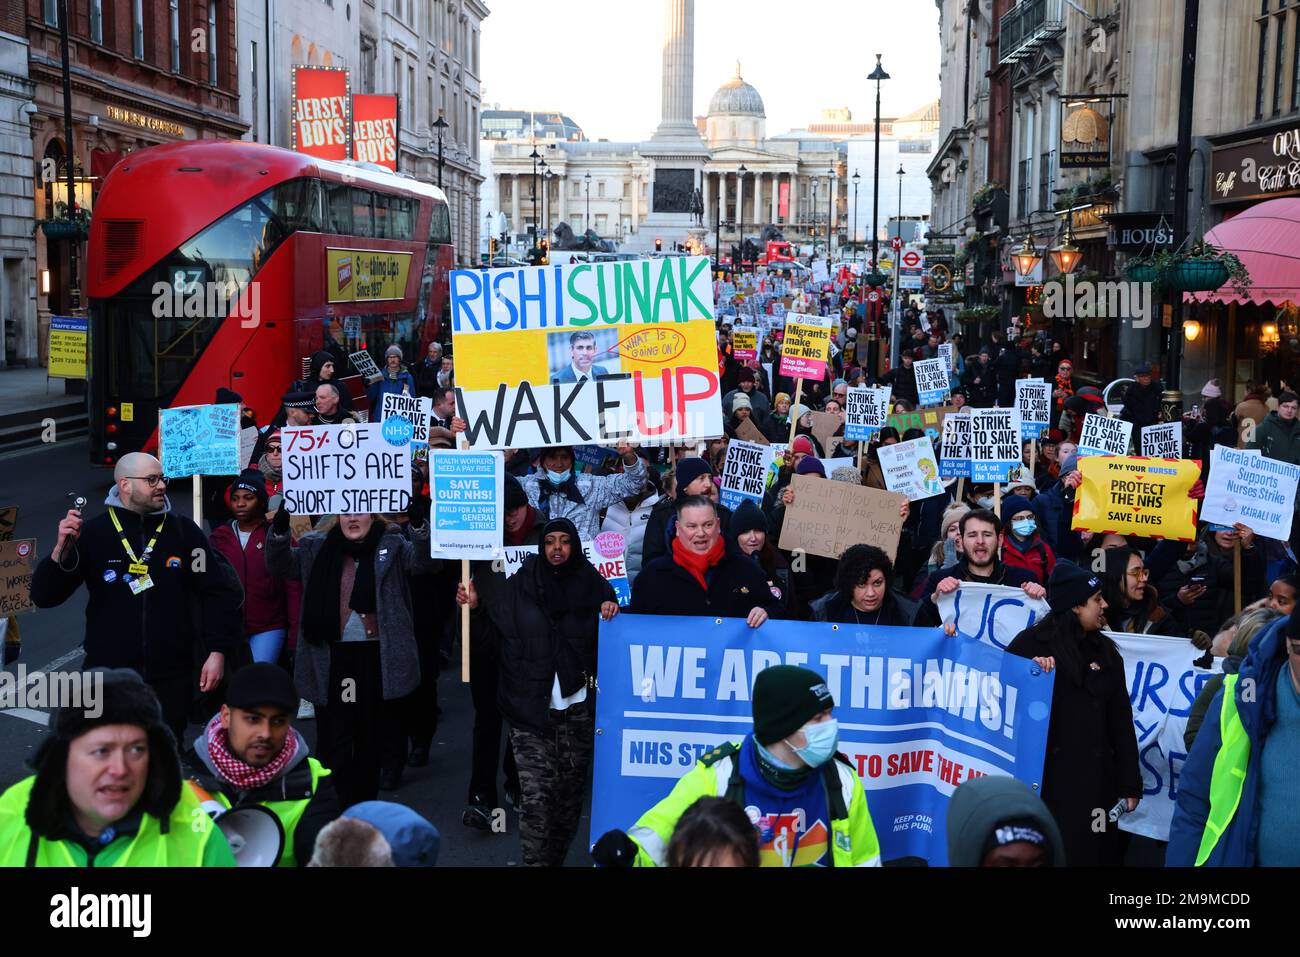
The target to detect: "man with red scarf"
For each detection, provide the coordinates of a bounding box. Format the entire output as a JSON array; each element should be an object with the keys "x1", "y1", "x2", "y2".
[
  {"x1": 629, "y1": 495, "x2": 781, "y2": 625},
  {"x1": 186, "y1": 664, "x2": 339, "y2": 866}
]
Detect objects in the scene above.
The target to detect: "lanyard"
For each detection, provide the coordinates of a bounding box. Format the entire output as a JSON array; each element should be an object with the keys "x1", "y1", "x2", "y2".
[{"x1": 109, "y1": 508, "x2": 165, "y2": 568}]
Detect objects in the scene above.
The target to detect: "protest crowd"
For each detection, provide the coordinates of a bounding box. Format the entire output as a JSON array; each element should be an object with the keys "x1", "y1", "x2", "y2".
[{"x1": 5, "y1": 256, "x2": 1300, "y2": 872}]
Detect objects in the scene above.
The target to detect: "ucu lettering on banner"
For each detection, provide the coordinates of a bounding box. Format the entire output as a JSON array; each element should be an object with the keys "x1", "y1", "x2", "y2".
[{"x1": 936, "y1": 583, "x2": 1050, "y2": 650}]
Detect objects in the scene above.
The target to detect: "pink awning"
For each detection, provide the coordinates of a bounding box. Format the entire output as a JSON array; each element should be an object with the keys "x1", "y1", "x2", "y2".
[{"x1": 1184, "y1": 196, "x2": 1300, "y2": 307}]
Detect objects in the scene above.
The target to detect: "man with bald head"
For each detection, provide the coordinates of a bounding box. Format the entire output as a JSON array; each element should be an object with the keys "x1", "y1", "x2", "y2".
[{"x1": 31, "y1": 451, "x2": 242, "y2": 739}]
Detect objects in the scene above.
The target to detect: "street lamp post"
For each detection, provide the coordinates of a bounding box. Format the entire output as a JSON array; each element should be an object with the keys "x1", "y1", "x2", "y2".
[
  {"x1": 432, "y1": 114, "x2": 448, "y2": 188},
  {"x1": 529, "y1": 147, "x2": 540, "y2": 248},
  {"x1": 737, "y1": 164, "x2": 748, "y2": 269},
  {"x1": 868, "y1": 54, "x2": 890, "y2": 272},
  {"x1": 584, "y1": 171, "x2": 592, "y2": 234},
  {"x1": 852, "y1": 170, "x2": 861, "y2": 266},
  {"x1": 544, "y1": 167, "x2": 553, "y2": 244},
  {"x1": 892, "y1": 164, "x2": 905, "y2": 368},
  {"x1": 811, "y1": 177, "x2": 818, "y2": 258},
  {"x1": 827, "y1": 167, "x2": 835, "y2": 262}
]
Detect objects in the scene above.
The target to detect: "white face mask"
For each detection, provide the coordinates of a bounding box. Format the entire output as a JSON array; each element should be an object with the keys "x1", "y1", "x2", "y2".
[{"x1": 976, "y1": 496, "x2": 995, "y2": 510}]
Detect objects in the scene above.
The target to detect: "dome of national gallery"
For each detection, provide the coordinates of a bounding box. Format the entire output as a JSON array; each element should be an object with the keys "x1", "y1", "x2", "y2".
[{"x1": 708, "y1": 61, "x2": 766, "y2": 117}]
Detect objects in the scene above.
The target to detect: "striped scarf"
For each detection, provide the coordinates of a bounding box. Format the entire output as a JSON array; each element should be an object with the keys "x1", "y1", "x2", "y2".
[{"x1": 205, "y1": 714, "x2": 298, "y2": 791}]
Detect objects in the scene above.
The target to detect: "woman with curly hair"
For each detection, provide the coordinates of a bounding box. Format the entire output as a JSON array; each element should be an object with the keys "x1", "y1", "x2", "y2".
[{"x1": 810, "y1": 544, "x2": 918, "y2": 626}]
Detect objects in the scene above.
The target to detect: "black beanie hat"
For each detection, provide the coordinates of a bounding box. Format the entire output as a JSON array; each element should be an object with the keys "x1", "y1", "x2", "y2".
[
  {"x1": 26, "y1": 669, "x2": 182, "y2": 839},
  {"x1": 752, "y1": 665, "x2": 835, "y2": 746},
  {"x1": 675, "y1": 457, "x2": 712, "y2": 497},
  {"x1": 1047, "y1": 562, "x2": 1103, "y2": 615},
  {"x1": 1000, "y1": 494, "x2": 1033, "y2": 524},
  {"x1": 504, "y1": 475, "x2": 528, "y2": 512},
  {"x1": 215, "y1": 387, "x2": 243, "y2": 406},
  {"x1": 230, "y1": 468, "x2": 269, "y2": 512},
  {"x1": 226, "y1": 663, "x2": 298, "y2": 713},
  {"x1": 730, "y1": 499, "x2": 767, "y2": 539}
]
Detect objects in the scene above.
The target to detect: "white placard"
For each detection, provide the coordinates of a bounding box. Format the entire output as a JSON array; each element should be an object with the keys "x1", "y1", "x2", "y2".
[
  {"x1": 938, "y1": 411, "x2": 971, "y2": 479},
  {"x1": 938, "y1": 342, "x2": 955, "y2": 371},
  {"x1": 968, "y1": 408, "x2": 1023, "y2": 484},
  {"x1": 844, "y1": 386, "x2": 891, "y2": 442},
  {"x1": 1015, "y1": 379, "x2": 1052, "y2": 440},
  {"x1": 719, "y1": 440, "x2": 775, "y2": 511},
  {"x1": 282, "y1": 423, "x2": 412, "y2": 515},
  {"x1": 349, "y1": 349, "x2": 381, "y2": 380},
  {"x1": 1078, "y1": 413, "x2": 1133, "y2": 457},
  {"x1": 914, "y1": 358, "x2": 950, "y2": 407},
  {"x1": 1201, "y1": 446, "x2": 1300, "y2": 541},
  {"x1": 1141, "y1": 422, "x2": 1182, "y2": 458},
  {"x1": 876, "y1": 436, "x2": 945, "y2": 501}
]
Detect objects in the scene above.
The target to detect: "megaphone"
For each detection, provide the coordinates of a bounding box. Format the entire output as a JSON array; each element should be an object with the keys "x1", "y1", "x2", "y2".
[
  {"x1": 188, "y1": 781, "x2": 285, "y2": 867},
  {"x1": 214, "y1": 805, "x2": 285, "y2": 867}
]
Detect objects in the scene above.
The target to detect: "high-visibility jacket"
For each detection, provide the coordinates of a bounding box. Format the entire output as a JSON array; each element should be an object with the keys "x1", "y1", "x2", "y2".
[
  {"x1": 1195, "y1": 674, "x2": 1251, "y2": 867},
  {"x1": 0, "y1": 776, "x2": 235, "y2": 867},
  {"x1": 201, "y1": 757, "x2": 329, "y2": 867},
  {"x1": 627, "y1": 740, "x2": 881, "y2": 867}
]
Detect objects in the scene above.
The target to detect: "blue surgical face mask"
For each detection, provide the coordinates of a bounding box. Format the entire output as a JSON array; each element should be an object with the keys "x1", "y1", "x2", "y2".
[
  {"x1": 976, "y1": 495, "x2": 996, "y2": 510},
  {"x1": 546, "y1": 468, "x2": 571, "y2": 485},
  {"x1": 789, "y1": 719, "x2": 839, "y2": 768},
  {"x1": 1012, "y1": 518, "x2": 1037, "y2": 538}
]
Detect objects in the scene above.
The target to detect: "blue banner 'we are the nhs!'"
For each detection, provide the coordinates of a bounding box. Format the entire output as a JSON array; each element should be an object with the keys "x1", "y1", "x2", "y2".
[{"x1": 591, "y1": 615, "x2": 1054, "y2": 866}]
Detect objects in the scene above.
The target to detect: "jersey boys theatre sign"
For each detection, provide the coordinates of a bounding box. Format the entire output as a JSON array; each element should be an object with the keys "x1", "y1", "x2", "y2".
[{"x1": 448, "y1": 256, "x2": 724, "y2": 449}]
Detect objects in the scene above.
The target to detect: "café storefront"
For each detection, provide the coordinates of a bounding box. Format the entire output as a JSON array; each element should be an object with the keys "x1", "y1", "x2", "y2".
[{"x1": 1184, "y1": 122, "x2": 1300, "y2": 402}]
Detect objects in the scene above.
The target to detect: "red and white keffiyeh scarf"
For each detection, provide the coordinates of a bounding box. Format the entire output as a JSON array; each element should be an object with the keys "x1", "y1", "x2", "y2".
[{"x1": 205, "y1": 714, "x2": 298, "y2": 790}]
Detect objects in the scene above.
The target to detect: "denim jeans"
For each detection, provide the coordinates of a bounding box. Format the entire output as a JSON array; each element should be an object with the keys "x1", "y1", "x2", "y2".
[{"x1": 249, "y1": 628, "x2": 287, "y2": 664}]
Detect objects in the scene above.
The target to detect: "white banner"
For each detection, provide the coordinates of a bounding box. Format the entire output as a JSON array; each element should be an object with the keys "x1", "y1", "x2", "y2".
[
  {"x1": 1141, "y1": 422, "x2": 1182, "y2": 459},
  {"x1": 429, "y1": 450, "x2": 504, "y2": 558},
  {"x1": 282, "y1": 423, "x2": 411, "y2": 515},
  {"x1": 877, "y1": 436, "x2": 945, "y2": 501},
  {"x1": 936, "y1": 582, "x2": 1050, "y2": 650},
  {"x1": 1201, "y1": 446, "x2": 1300, "y2": 541},
  {"x1": 1078, "y1": 413, "x2": 1133, "y2": 457},
  {"x1": 1107, "y1": 631, "x2": 1221, "y2": 842}
]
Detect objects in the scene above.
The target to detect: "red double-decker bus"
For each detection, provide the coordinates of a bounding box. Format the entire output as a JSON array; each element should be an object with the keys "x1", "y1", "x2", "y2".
[{"x1": 86, "y1": 139, "x2": 453, "y2": 466}]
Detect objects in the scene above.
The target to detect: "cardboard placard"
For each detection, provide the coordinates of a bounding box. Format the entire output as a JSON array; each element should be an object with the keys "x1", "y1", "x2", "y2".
[
  {"x1": 777, "y1": 475, "x2": 906, "y2": 562},
  {"x1": 1072, "y1": 456, "x2": 1201, "y2": 541},
  {"x1": 808, "y1": 410, "x2": 844, "y2": 458},
  {"x1": 0, "y1": 539, "x2": 36, "y2": 616},
  {"x1": 734, "y1": 417, "x2": 770, "y2": 446},
  {"x1": 0, "y1": 506, "x2": 16, "y2": 542}
]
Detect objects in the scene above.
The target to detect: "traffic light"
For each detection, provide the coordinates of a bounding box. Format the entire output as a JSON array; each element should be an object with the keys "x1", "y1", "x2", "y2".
[
  {"x1": 654, "y1": 238, "x2": 663, "y2": 253},
  {"x1": 489, "y1": 238, "x2": 497, "y2": 258}
]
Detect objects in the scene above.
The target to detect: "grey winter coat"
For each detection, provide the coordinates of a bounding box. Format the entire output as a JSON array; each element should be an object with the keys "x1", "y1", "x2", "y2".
[
  {"x1": 517, "y1": 455, "x2": 648, "y2": 540},
  {"x1": 265, "y1": 522, "x2": 439, "y2": 704}
]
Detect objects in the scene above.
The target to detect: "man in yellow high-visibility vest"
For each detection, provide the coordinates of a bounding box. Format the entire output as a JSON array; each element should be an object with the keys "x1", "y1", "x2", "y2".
[
  {"x1": 1168, "y1": 613, "x2": 1300, "y2": 866},
  {"x1": 0, "y1": 669, "x2": 234, "y2": 866}
]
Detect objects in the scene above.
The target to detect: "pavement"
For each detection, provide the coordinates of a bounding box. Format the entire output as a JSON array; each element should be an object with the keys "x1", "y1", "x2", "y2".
[
  {"x1": 0, "y1": 436, "x2": 594, "y2": 867},
  {"x1": 0, "y1": 365, "x2": 82, "y2": 416}
]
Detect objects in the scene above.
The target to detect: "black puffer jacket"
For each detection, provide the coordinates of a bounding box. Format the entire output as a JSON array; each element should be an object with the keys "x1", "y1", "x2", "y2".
[{"x1": 476, "y1": 527, "x2": 615, "y2": 734}]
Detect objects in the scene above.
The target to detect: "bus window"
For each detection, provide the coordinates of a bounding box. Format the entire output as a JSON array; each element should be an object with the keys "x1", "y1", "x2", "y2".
[
  {"x1": 390, "y1": 197, "x2": 415, "y2": 240},
  {"x1": 326, "y1": 183, "x2": 352, "y2": 235},
  {"x1": 351, "y1": 189, "x2": 374, "y2": 238},
  {"x1": 429, "y1": 202, "x2": 451, "y2": 245},
  {"x1": 373, "y1": 193, "x2": 390, "y2": 239}
]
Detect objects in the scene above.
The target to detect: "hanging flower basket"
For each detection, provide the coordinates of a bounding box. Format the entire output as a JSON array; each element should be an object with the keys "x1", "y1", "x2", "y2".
[
  {"x1": 864, "y1": 271, "x2": 888, "y2": 288},
  {"x1": 1124, "y1": 262, "x2": 1159, "y2": 284},
  {"x1": 1165, "y1": 258, "x2": 1230, "y2": 292},
  {"x1": 41, "y1": 220, "x2": 89, "y2": 241}
]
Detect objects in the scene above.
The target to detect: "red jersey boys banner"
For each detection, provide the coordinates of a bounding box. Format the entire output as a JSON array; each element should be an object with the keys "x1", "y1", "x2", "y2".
[
  {"x1": 292, "y1": 66, "x2": 351, "y2": 161},
  {"x1": 352, "y1": 94, "x2": 399, "y2": 171}
]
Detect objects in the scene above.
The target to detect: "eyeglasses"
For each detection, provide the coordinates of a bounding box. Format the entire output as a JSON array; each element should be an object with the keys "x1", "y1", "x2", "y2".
[
  {"x1": 266, "y1": 445, "x2": 282, "y2": 453},
  {"x1": 1126, "y1": 568, "x2": 1150, "y2": 580},
  {"x1": 128, "y1": 475, "x2": 168, "y2": 487}
]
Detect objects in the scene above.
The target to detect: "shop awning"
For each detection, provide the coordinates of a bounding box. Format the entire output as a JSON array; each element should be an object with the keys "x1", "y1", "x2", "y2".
[{"x1": 1185, "y1": 197, "x2": 1300, "y2": 307}]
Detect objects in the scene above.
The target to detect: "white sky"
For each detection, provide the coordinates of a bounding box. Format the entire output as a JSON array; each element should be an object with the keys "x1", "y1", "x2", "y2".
[{"x1": 481, "y1": 0, "x2": 941, "y2": 142}]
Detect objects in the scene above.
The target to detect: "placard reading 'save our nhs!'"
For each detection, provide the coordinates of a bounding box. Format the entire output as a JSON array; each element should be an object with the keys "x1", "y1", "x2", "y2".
[
  {"x1": 429, "y1": 450, "x2": 503, "y2": 559},
  {"x1": 448, "y1": 257, "x2": 723, "y2": 450}
]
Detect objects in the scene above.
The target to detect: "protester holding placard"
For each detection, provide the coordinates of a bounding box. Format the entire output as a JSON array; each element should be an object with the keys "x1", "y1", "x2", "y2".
[
  {"x1": 457, "y1": 517, "x2": 618, "y2": 866},
  {"x1": 366, "y1": 345, "x2": 417, "y2": 415},
  {"x1": 1149, "y1": 525, "x2": 1267, "y2": 640},
  {"x1": 1006, "y1": 564, "x2": 1142, "y2": 866},
  {"x1": 810, "y1": 545, "x2": 918, "y2": 627},
  {"x1": 880, "y1": 352, "x2": 919, "y2": 406},
  {"x1": 266, "y1": 506, "x2": 438, "y2": 807},
  {"x1": 914, "y1": 510, "x2": 1045, "y2": 627},
  {"x1": 516, "y1": 443, "x2": 647, "y2": 542},
  {"x1": 31, "y1": 452, "x2": 243, "y2": 741}
]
